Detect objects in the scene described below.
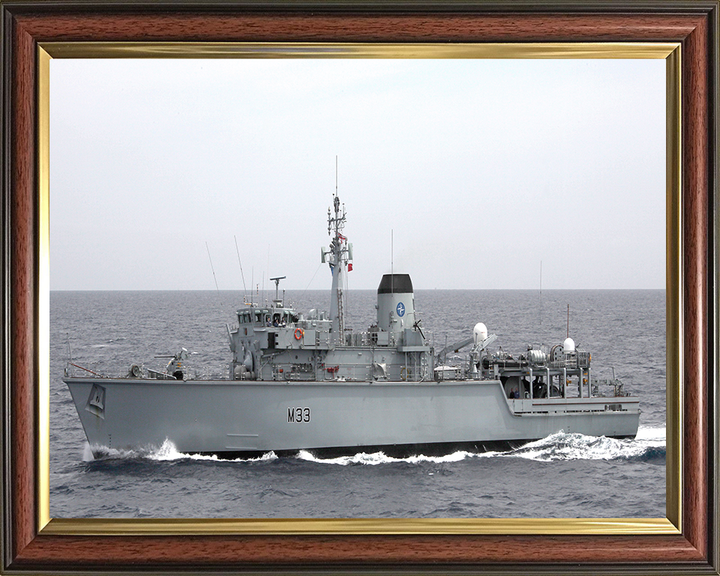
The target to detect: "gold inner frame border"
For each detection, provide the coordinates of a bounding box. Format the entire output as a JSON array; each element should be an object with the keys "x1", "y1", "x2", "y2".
[{"x1": 37, "y1": 41, "x2": 682, "y2": 537}]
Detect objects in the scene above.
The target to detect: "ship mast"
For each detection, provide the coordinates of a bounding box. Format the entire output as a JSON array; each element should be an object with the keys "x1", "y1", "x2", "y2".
[{"x1": 326, "y1": 162, "x2": 349, "y2": 344}]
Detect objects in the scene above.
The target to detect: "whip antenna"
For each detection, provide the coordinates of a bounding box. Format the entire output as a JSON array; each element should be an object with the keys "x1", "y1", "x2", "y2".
[
  {"x1": 391, "y1": 229, "x2": 394, "y2": 293},
  {"x1": 567, "y1": 304, "x2": 570, "y2": 338},
  {"x1": 234, "y1": 235, "x2": 247, "y2": 297},
  {"x1": 206, "y1": 242, "x2": 220, "y2": 292},
  {"x1": 539, "y1": 260, "x2": 543, "y2": 331}
]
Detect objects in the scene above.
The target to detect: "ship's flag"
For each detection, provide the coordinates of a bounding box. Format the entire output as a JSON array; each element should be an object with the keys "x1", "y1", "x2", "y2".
[{"x1": 348, "y1": 263, "x2": 353, "y2": 271}]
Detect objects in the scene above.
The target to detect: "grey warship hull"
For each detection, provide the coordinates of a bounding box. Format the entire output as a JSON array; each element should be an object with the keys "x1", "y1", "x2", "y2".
[{"x1": 66, "y1": 376, "x2": 639, "y2": 457}]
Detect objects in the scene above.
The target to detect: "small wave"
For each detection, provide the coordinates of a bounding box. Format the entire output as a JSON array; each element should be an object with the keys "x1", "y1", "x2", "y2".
[
  {"x1": 86, "y1": 444, "x2": 144, "y2": 460},
  {"x1": 295, "y1": 449, "x2": 492, "y2": 466},
  {"x1": 151, "y1": 440, "x2": 277, "y2": 463},
  {"x1": 85, "y1": 439, "x2": 278, "y2": 463}
]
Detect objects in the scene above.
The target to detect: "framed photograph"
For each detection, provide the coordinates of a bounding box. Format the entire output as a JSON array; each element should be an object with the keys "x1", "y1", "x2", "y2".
[
  {"x1": 1, "y1": 1, "x2": 717, "y2": 573},
  {"x1": 47, "y1": 49, "x2": 669, "y2": 522}
]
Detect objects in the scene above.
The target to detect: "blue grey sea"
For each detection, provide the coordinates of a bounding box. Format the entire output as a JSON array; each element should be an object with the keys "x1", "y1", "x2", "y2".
[{"x1": 50, "y1": 289, "x2": 665, "y2": 519}]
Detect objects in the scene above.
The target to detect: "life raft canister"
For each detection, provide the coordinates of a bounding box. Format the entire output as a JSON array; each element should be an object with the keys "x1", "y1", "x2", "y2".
[{"x1": 294, "y1": 328, "x2": 304, "y2": 340}]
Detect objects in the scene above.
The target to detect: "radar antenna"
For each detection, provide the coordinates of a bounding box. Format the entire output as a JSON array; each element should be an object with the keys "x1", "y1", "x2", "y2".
[{"x1": 270, "y1": 276, "x2": 286, "y2": 306}]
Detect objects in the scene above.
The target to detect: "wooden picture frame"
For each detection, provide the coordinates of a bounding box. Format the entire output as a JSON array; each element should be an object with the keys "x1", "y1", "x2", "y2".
[{"x1": 1, "y1": 1, "x2": 717, "y2": 573}]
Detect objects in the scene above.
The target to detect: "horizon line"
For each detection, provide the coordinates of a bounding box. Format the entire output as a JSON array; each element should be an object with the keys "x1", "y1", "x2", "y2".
[{"x1": 49, "y1": 287, "x2": 667, "y2": 292}]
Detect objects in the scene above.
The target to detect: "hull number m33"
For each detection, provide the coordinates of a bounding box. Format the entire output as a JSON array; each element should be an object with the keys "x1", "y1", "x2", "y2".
[{"x1": 288, "y1": 407, "x2": 311, "y2": 423}]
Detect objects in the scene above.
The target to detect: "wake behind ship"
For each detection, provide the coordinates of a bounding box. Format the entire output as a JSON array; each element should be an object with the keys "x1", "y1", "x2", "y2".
[{"x1": 64, "y1": 192, "x2": 640, "y2": 458}]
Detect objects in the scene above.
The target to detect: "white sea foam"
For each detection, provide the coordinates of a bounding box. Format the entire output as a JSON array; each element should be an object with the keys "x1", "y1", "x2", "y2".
[
  {"x1": 151, "y1": 439, "x2": 206, "y2": 461},
  {"x1": 502, "y1": 426, "x2": 666, "y2": 462},
  {"x1": 294, "y1": 426, "x2": 666, "y2": 466},
  {"x1": 296, "y1": 449, "x2": 500, "y2": 466},
  {"x1": 87, "y1": 444, "x2": 143, "y2": 460},
  {"x1": 297, "y1": 450, "x2": 480, "y2": 466},
  {"x1": 87, "y1": 439, "x2": 278, "y2": 463},
  {"x1": 149, "y1": 439, "x2": 278, "y2": 462},
  {"x1": 84, "y1": 427, "x2": 665, "y2": 466}
]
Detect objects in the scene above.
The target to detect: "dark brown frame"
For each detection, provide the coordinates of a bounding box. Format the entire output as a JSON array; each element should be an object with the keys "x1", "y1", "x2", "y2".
[{"x1": 1, "y1": 2, "x2": 717, "y2": 573}]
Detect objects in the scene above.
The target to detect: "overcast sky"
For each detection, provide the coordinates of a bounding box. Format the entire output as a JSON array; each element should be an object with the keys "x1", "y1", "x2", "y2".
[{"x1": 50, "y1": 58, "x2": 665, "y2": 291}]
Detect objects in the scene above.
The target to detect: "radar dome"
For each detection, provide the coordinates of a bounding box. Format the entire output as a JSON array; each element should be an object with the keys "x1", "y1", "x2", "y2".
[
  {"x1": 473, "y1": 323, "x2": 488, "y2": 345},
  {"x1": 563, "y1": 337, "x2": 576, "y2": 354}
]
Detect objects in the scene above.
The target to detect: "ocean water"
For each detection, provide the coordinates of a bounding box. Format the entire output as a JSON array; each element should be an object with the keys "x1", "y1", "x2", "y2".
[{"x1": 50, "y1": 289, "x2": 666, "y2": 519}]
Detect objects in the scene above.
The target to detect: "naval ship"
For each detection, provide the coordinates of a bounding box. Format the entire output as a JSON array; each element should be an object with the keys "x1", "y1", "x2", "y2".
[{"x1": 64, "y1": 192, "x2": 640, "y2": 458}]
